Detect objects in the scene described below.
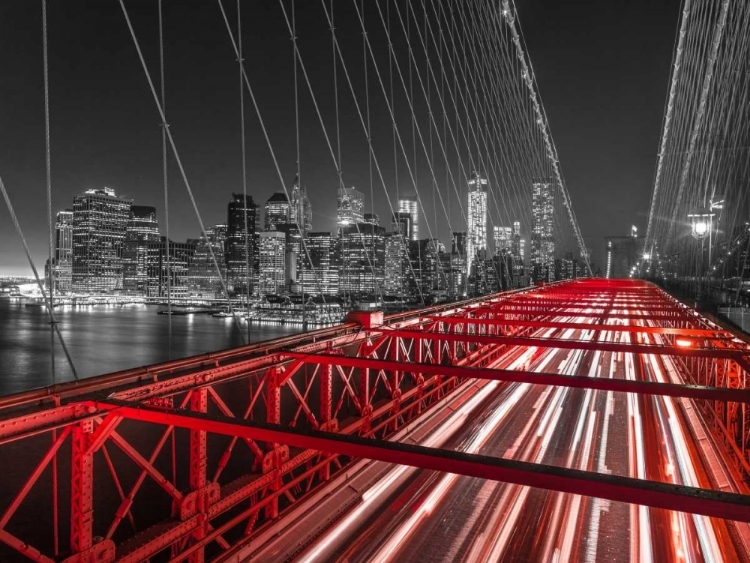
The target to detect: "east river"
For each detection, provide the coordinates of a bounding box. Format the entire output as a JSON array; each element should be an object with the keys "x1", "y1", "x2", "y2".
[{"x1": 0, "y1": 298, "x2": 301, "y2": 397}]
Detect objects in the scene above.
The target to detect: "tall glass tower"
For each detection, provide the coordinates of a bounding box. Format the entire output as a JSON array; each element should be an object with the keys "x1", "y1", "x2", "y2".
[
  {"x1": 531, "y1": 179, "x2": 555, "y2": 281},
  {"x1": 398, "y1": 195, "x2": 419, "y2": 241},
  {"x1": 466, "y1": 172, "x2": 488, "y2": 271},
  {"x1": 72, "y1": 188, "x2": 131, "y2": 292}
]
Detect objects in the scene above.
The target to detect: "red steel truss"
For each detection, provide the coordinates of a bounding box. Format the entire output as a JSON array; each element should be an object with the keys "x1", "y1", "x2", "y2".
[{"x1": 0, "y1": 279, "x2": 748, "y2": 562}]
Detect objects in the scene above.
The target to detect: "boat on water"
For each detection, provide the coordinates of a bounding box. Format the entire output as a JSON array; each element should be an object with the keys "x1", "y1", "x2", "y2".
[
  {"x1": 212, "y1": 311, "x2": 233, "y2": 318},
  {"x1": 157, "y1": 307, "x2": 200, "y2": 316}
]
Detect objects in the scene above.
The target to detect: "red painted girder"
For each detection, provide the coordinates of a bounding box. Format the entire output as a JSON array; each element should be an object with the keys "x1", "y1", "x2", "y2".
[
  {"x1": 0, "y1": 403, "x2": 87, "y2": 446},
  {"x1": 424, "y1": 317, "x2": 733, "y2": 338},
  {"x1": 282, "y1": 352, "x2": 750, "y2": 404},
  {"x1": 449, "y1": 309, "x2": 695, "y2": 321},
  {"x1": 90, "y1": 399, "x2": 750, "y2": 523},
  {"x1": 487, "y1": 301, "x2": 686, "y2": 312},
  {"x1": 0, "y1": 528, "x2": 55, "y2": 563},
  {"x1": 0, "y1": 426, "x2": 70, "y2": 529},
  {"x1": 380, "y1": 329, "x2": 750, "y2": 366}
]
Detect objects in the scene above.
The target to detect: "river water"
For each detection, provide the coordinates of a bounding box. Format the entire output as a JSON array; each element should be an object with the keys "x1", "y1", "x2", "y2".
[{"x1": 0, "y1": 298, "x2": 301, "y2": 397}]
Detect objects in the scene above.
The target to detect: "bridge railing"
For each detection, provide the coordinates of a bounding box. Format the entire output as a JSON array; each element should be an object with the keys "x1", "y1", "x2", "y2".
[{"x1": 1, "y1": 280, "x2": 749, "y2": 562}]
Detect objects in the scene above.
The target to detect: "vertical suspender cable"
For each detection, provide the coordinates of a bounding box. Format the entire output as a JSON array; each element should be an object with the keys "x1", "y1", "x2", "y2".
[
  {"x1": 664, "y1": 0, "x2": 730, "y2": 253},
  {"x1": 363, "y1": 0, "x2": 374, "y2": 291},
  {"x1": 41, "y1": 0, "x2": 56, "y2": 385},
  {"x1": 238, "y1": 0, "x2": 251, "y2": 340},
  {"x1": 293, "y1": 0, "x2": 305, "y2": 328},
  {"x1": 120, "y1": 0, "x2": 246, "y2": 343},
  {"x1": 158, "y1": 0, "x2": 172, "y2": 356},
  {"x1": 41, "y1": 1, "x2": 60, "y2": 555}
]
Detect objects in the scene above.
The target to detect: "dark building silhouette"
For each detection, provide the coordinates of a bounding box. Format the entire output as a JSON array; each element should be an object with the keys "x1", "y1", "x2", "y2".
[
  {"x1": 225, "y1": 193, "x2": 260, "y2": 294},
  {"x1": 123, "y1": 205, "x2": 160, "y2": 294}
]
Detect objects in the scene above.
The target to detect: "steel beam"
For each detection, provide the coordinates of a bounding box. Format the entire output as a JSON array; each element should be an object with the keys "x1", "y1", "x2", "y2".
[
  {"x1": 92, "y1": 399, "x2": 750, "y2": 523},
  {"x1": 380, "y1": 329, "x2": 750, "y2": 366},
  {"x1": 425, "y1": 317, "x2": 734, "y2": 339},
  {"x1": 282, "y1": 352, "x2": 750, "y2": 403}
]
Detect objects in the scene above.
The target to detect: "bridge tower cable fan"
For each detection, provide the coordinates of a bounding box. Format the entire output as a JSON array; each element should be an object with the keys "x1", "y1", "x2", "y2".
[{"x1": 502, "y1": 0, "x2": 592, "y2": 276}]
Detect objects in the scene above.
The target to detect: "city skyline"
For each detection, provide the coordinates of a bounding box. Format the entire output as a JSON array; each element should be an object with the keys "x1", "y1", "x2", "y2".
[
  {"x1": 1, "y1": 2, "x2": 748, "y2": 562},
  {"x1": 0, "y1": 1, "x2": 682, "y2": 276},
  {"x1": 41, "y1": 176, "x2": 547, "y2": 302}
]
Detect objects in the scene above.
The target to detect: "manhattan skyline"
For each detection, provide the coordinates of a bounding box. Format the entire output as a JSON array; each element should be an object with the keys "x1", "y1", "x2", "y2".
[{"x1": 0, "y1": 1, "x2": 680, "y2": 275}]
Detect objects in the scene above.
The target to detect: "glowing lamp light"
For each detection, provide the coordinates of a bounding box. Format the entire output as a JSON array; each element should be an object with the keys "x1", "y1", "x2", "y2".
[
  {"x1": 675, "y1": 338, "x2": 693, "y2": 348},
  {"x1": 688, "y1": 212, "x2": 713, "y2": 240}
]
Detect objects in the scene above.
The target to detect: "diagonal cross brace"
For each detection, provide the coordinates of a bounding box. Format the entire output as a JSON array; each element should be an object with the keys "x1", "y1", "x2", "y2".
[
  {"x1": 281, "y1": 352, "x2": 750, "y2": 404},
  {"x1": 90, "y1": 399, "x2": 750, "y2": 523}
]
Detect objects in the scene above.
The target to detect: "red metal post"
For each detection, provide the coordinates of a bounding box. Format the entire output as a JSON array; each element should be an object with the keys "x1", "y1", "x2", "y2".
[
  {"x1": 70, "y1": 421, "x2": 94, "y2": 556},
  {"x1": 188, "y1": 388, "x2": 208, "y2": 563},
  {"x1": 264, "y1": 368, "x2": 282, "y2": 519},
  {"x1": 319, "y1": 363, "x2": 333, "y2": 480}
]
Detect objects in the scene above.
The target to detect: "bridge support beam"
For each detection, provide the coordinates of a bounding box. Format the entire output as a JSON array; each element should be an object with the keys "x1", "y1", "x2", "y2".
[
  {"x1": 70, "y1": 421, "x2": 93, "y2": 556},
  {"x1": 92, "y1": 399, "x2": 750, "y2": 523},
  {"x1": 187, "y1": 388, "x2": 208, "y2": 563}
]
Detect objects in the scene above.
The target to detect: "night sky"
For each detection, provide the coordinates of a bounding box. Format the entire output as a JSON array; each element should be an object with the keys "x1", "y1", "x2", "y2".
[{"x1": 0, "y1": 0, "x2": 681, "y2": 276}]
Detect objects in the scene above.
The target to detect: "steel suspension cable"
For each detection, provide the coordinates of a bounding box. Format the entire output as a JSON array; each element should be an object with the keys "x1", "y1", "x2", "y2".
[
  {"x1": 157, "y1": 0, "x2": 173, "y2": 355},
  {"x1": 215, "y1": 0, "x2": 329, "y2": 309},
  {"x1": 119, "y1": 0, "x2": 246, "y2": 343},
  {"x1": 1, "y1": 178, "x2": 78, "y2": 379},
  {"x1": 41, "y1": 0, "x2": 56, "y2": 383},
  {"x1": 238, "y1": 0, "x2": 251, "y2": 339}
]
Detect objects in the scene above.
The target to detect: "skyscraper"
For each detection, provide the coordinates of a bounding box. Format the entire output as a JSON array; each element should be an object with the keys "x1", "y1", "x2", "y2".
[
  {"x1": 123, "y1": 205, "x2": 160, "y2": 294},
  {"x1": 189, "y1": 224, "x2": 227, "y2": 298},
  {"x1": 226, "y1": 193, "x2": 260, "y2": 294},
  {"x1": 391, "y1": 212, "x2": 413, "y2": 240},
  {"x1": 289, "y1": 176, "x2": 312, "y2": 235},
  {"x1": 384, "y1": 233, "x2": 407, "y2": 297},
  {"x1": 264, "y1": 192, "x2": 291, "y2": 231},
  {"x1": 493, "y1": 226, "x2": 512, "y2": 256},
  {"x1": 467, "y1": 172, "x2": 488, "y2": 271},
  {"x1": 258, "y1": 231, "x2": 286, "y2": 295},
  {"x1": 300, "y1": 232, "x2": 338, "y2": 295},
  {"x1": 398, "y1": 195, "x2": 419, "y2": 241},
  {"x1": 146, "y1": 238, "x2": 195, "y2": 298},
  {"x1": 340, "y1": 222, "x2": 385, "y2": 296},
  {"x1": 450, "y1": 231, "x2": 468, "y2": 299},
  {"x1": 53, "y1": 210, "x2": 73, "y2": 292},
  {"x1": 531, "y1": 179, "x2": 555, "y2": 281},
  {"x1": 511, "y1": 221, "x2": 525, "y2": 281},
  {"x1": 337, "y1": 187, "x2": 364, "y2": 231},
  {"x1": 72, "y1": 188, "x2": 131, "y2": 292}
]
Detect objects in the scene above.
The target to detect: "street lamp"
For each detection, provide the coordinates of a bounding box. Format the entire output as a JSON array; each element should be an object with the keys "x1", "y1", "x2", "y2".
[
  {"x1": 688, "y1": 211, "x2": 715, "y2": 298},
  {"x1": 688, "y1": 213, "x2": 712, "y2": 240}
]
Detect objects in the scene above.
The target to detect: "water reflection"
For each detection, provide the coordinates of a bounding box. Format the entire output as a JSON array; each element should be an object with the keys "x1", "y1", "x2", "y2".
[{"x1": 0, "y1": 299, "x2": 300, "y2": 396}]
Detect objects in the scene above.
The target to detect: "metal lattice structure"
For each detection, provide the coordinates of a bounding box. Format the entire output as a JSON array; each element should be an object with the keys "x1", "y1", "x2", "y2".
[{"x1": 0, "y1": 279, "x2": 749, "y2": 562}]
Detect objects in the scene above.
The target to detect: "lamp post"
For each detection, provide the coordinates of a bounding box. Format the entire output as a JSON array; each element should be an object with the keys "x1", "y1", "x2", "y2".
[{"x1": 688, "y1": 211, "x2": 714, "y2": 300}]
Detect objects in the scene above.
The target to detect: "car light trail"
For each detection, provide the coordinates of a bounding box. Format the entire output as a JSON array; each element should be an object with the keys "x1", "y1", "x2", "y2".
[{"x1": 281, "y1": 284, "x2": 749, "y2": 563}]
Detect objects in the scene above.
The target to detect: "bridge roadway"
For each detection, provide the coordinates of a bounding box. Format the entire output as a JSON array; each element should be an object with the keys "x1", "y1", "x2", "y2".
[
  {"x1": 1, "y1": 279, "x2": 749, "y2": 563},
  {"x1": 241, "y1": 299, "x2": 750, "y2": 562}
]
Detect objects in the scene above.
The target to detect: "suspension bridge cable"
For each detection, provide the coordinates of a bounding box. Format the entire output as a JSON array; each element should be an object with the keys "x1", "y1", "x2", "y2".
[
  {"x1": 1, "y1": 178, "x2": 78, "y2": 380},
  {"x1": 317, "y1": 0, "x2": 425, "y2": 304},
  {"x1": 276, "y1": 0, "x2": 387, "y2": 305},
  {"x1": 215, "y1": 0, "x2": 329, "y2": 307},
  {"x1": 118, "y1": 0, "x2": 246, "y2": 342},
  {"x1": 41, "y1": 0, "x2": 56, "y2": 383},
  {"x1": 157, "y1": 0, "x2": 173, "y2": 356},
  {"x1": 238, "y1": 0, "x2": 251, "y2": 338},
  {"x1": 502, "y1": 0, "x2": 592, "y2": 275},
  {"x1": 664, "y1": 0, "x2": 730, "y2": 251}
]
